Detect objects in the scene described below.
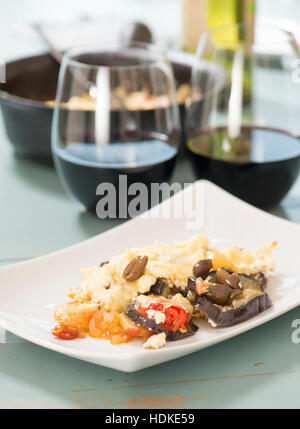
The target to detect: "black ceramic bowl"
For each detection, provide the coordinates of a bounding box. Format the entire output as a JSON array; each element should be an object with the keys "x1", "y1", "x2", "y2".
[{"x1": 0, "y1": 51, "x2": 225, "y2": 163}]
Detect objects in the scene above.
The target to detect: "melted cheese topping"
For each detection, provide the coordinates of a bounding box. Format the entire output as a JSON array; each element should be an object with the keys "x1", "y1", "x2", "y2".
[
  {"x1": 208, "y1": 241, "x2": 277, "y2": 275},
  {"x1": 67, "y1": 235, "x2": 208, "y2": 312},
  {"x1": 66, "y1": 235, "x2": 276, "y2": 312}
]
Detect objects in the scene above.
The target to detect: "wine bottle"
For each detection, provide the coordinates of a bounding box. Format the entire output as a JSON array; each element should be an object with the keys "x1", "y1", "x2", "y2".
[
  {"x1": 182, "y1": 0, "x2": 255, "y2": 104},
  {"x1": 182, "y1": 0, "x2": 255, "y2": 52}
]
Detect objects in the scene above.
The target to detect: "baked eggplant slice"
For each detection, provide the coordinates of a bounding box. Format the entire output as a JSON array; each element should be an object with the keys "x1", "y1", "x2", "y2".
[
  {"x1": 194, "y1": 271, "x2": 272, "y2": 327},
  {"x1": 125, "y1": 297, "x2": 198, "y2": 341},
  {"x1": 145, "y1": 279, "x2": 168, "y2": 296}
]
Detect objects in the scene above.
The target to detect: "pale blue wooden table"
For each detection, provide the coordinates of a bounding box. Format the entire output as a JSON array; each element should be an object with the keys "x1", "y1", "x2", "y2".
[{"x1": 1, "y1": 0, "x2": 300, "y2": 410}]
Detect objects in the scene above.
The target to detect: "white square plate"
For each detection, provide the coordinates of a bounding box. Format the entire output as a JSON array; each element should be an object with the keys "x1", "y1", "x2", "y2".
[{"x1": 0, "y1": 180, "x2": 299, "y2": 372}]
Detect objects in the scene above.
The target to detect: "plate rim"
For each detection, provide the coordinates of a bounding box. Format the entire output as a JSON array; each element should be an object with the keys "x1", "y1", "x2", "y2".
[{"x1": 1, "y1": 179, "x2": 300, "y2": 272}]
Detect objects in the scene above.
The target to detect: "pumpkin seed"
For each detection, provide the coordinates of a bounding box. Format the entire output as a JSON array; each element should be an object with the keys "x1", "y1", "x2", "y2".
[{"x1": 122, "y1": 255, "x2": 148, "y2": 281}]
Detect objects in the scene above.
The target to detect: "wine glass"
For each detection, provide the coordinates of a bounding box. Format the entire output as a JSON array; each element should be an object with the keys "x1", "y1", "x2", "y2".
[
  {"x1": 186, "y1": 23, "x2": 300, "y2": 208},
  {"x1": 51, "y1": 41, "x2": 180, "y2": 218}
]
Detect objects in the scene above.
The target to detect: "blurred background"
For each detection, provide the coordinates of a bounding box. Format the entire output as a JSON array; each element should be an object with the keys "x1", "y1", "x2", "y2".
[
  {"x1": 1, "y1": 0, "x2": 300, "y2": 58},
  {"x1": 2, "y1": 0, "x2": 300, "y2": 257}
]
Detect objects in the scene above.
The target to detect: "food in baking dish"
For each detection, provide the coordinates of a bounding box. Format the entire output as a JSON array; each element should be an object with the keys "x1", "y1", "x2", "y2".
[
  {"x1": 45, "y1": 83, "x2": 190, "y2": 111},
  {"x1": 52, "y1": 235, "x2": 276, "y2": 348}
]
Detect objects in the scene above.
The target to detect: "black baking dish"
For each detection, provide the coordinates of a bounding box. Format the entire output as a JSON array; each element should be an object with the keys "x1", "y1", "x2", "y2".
[{"x1": 0, "y1": 51, "x2": 226, "y2": 163}]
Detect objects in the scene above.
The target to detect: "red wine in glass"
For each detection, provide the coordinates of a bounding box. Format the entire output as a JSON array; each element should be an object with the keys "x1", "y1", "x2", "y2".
[
  {"x1": 53, "y1": 133, "x2": 178, "y2": 215},
  {"x1": 187, "y1": 125, "x2": 300, "y2": 208}
]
